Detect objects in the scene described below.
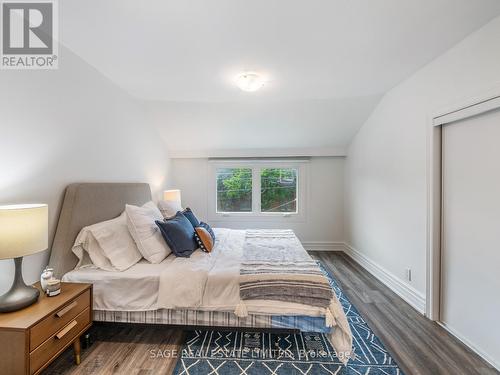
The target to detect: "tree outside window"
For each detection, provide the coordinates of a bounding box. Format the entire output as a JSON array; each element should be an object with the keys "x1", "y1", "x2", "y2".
[{"x1": 216, "y1": 167, "x2": 297, "y2": 214}]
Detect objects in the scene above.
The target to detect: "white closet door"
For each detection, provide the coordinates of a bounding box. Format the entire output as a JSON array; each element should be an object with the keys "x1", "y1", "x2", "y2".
[{"x1": 441, "y1": 108, "x2": 500, "y2": 367}]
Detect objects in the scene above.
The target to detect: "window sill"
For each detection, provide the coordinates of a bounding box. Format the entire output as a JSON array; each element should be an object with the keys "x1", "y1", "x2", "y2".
[{"x1": 209, "y1": 212, "x2": 306, "y2": 223}]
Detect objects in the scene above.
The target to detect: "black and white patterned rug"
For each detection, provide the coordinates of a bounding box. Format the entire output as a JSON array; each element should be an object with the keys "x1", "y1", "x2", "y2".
[{"x1": 173, "y1": 262, "x2": 404, "y2": 374}]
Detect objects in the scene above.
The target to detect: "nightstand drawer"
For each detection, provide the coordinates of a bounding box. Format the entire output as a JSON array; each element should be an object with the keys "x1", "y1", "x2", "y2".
[
  {"x1": 30, "y1": 290, "x2": 90, "y2": 351},
  {"x1": 30, "y1": 307, "x2": 91, "y2": 374}
]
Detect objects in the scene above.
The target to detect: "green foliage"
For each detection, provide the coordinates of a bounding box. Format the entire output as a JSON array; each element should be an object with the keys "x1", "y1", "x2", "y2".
[
  {"x1": 216, "y1": 168, "x2": 297, "y2": 213},
  {"x1": 261, "y1": 168, "x2": 297, "y2": 212},
  {"x1": 217, "y1": 168, "x2": 252, "y2": 212}
]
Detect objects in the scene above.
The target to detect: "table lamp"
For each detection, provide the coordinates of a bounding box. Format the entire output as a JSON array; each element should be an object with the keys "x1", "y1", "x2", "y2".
[
  {"x1": 163, "y1": 189, "x2": 182, "y2": 205},
  {"x1": 0, "y1": 204, "x2": 48, "y2": 312}
]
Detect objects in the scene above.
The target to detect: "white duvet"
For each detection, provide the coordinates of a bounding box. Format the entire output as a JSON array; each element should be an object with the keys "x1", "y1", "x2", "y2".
[
  {"x1": 158, "y1": 228, "x2": 353, "y2": 361},
  {"x1": 157, "y1": 228, "x2": 327, "y2": 316}
]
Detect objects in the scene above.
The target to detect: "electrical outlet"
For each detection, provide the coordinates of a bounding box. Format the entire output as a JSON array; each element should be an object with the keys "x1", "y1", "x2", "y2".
[{"x1": 405, "y1": 268, "x2": 412, "y2": 282}]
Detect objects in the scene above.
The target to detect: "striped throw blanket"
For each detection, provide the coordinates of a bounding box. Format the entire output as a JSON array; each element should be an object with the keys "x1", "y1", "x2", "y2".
[{"x1": 239, "y1": 230, "x2": 333, "y2": 308}]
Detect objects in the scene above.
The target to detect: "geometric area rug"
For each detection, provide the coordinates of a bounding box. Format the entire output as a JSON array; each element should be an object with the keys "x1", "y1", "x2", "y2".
[{"x1": 173, "y1": 261, "x2": 404, "y2": 375}]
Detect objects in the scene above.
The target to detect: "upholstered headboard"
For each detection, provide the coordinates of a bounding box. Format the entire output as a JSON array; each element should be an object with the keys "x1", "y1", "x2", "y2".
[{"x1": 48, "y1": 183, "x2": 152, "y2": 278}]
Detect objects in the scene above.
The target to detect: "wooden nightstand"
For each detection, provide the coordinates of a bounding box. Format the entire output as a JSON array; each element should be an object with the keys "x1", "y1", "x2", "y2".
[{"x1": 0, "y1": 282, "x2": 92, "y2": 375}]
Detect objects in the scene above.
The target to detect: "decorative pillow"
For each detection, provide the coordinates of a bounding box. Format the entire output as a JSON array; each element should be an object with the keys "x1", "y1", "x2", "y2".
[
  {"x1": 194, "y1": 227, "x2": 214, "y2": 253},
  {"x1": 155, "y1": 212, "x2": 197, "y2": 258},
  {"x1": 72, "y1": 211, "x2": 142, "y2": 271},
  {"x1": 126, "y1": 201, "x2": 171, "y2": 263},
  {"x1": 198, "y1": 221, "x2": 216, "y2": 242},
  {"x1": 182, "y1": 207, "x2": 200, "y2": 228},
  {"x1": 157, "y1": 200, "x2": 183, "y2": 219}
]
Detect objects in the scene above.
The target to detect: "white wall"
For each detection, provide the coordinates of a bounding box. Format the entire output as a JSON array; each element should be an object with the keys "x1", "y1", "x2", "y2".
[
  {"x1": 0, "y1": 47, "x2": 170, "y2": 294},
  {"x1": 169, "y1": 157, "x2": 344, "y2": 244},
  {"x1": 345, "y1": 16, "x2": 500, "y2": 296}
]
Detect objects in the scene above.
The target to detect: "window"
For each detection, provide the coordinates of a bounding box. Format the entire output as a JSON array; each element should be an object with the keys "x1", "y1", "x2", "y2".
[
  {"x1": 210, "y1": 161, "x2": 306, "y2": 220},
  {"x1": 260, "y1": 168, "x2": 297, "y2": 213},
  {"x1": 216, "y1": 168, "x2": 252, "y2": 213}
]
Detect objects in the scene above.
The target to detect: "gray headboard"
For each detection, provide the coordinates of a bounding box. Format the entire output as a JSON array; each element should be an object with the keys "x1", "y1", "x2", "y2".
[{"x1": 49, "y1": 183, "x2": 152, "y2": 278}]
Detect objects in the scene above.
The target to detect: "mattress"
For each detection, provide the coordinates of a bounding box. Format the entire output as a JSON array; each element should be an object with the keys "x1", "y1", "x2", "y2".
[
  {"x1": 62, "y1": 255, "x2": 331, "y2": 334},
  {"x1": 62, "y1": 228, "x2": 344, "y2": 350},
  {"x1": 64, "y1": 228, "x2": 326, "y2": 316}
]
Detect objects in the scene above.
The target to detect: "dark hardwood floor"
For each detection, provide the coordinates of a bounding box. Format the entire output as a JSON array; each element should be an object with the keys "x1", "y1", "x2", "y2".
[
  {"x1": 311, "y1": 252, "x2": 498, "y2": 375},
  {"x1": 44, "y1": 252, "x2": 498, "y2": 375},
  {"x1": 44, "y1": 323, "x2": 185, "y2": 375}
]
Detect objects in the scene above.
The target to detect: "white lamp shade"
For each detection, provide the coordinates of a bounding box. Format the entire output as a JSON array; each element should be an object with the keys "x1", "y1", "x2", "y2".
[
  {"x1": 163, "y1": 189, "x2": 181, "y2": 204},
  {"x1": 0, "y1": 204, "x2": 48, "y2": 259}
]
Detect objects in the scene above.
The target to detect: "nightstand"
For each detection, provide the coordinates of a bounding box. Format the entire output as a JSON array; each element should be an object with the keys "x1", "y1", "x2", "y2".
[{"x1": 0, "y1": 282, "x2": 92, "y2": 375}]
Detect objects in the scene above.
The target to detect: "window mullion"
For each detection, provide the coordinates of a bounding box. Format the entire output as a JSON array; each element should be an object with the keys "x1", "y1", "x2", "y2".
[{"x1": 253, "y1": 167, "x2": 261, "y2": 214}]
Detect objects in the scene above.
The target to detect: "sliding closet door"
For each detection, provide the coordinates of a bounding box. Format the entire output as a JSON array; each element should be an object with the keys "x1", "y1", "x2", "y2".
[{"x1": 441, "y1": 108, "x2": 500, "y2": 367}]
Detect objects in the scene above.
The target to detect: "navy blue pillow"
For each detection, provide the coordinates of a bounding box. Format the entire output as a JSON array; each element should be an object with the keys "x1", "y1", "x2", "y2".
[
  {"x1": 181, "y1": 207, "x2": 200, "y2": 228},
  {"x1": 155, "y1": 212, "x2": 197, "y2": 258},
  {"x1": 198, "y1": 221, "x2": 215, "y2": 242}
]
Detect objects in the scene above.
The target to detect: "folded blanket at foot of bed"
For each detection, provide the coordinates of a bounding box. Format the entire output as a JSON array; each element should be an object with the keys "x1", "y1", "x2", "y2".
[
  {"x1": 240, "y1": 260, "x2": 333, "y2": 307},
  {"x1": 239, "y1": 230, "x2": 333, "y2": 308},
  {"x1": 236, "y1": 230, "x2": 353, "y2": 363}
]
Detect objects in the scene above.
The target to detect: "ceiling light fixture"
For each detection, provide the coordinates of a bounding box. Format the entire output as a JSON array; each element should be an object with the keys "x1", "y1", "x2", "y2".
[{"x1": 236, "y1": 72, "x2": 266, "y2": 92}]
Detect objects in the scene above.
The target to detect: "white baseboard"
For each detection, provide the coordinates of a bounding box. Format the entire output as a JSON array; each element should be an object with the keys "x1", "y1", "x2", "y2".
[
  {"x1": 302, "y1": 241, "x2": 345, "y2": 252},
  {"x1": 343, "y1": 243, "x2": 426, "y2": 314},
  {"x1": 438, "y1": 322, "x2": 500, "y2": 371}
]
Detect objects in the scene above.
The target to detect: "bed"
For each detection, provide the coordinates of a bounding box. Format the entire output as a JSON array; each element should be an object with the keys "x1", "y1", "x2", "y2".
[{"x1": 48, "y1": 183, "x2": 352, "y2": 362}]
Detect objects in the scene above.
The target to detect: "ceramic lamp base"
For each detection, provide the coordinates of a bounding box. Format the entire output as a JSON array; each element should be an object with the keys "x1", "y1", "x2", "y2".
[{"x1": 0, "y1": 257, "x2": 40, "y2": 313}]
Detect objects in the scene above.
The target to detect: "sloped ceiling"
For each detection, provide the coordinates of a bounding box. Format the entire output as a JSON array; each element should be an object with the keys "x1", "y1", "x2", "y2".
[{"x1": 61, "y1": 0, "x2": 500, "y2": 156}]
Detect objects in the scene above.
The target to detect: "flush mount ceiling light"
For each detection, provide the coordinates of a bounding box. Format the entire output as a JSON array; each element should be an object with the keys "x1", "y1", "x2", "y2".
[{"x1": 236, "y1": 72, "x2": 266, "y2": 92}]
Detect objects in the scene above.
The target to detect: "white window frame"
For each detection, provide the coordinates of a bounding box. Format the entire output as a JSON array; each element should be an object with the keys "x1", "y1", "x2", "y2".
[{"x1": 207, "y1": 159, "x2": 308, "y2": 222}]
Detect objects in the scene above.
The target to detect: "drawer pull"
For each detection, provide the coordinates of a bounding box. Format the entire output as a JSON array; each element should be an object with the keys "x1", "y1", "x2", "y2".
[
  {"x1": 56, "y1": 320, "x2": 77, "y2": 339},
  {"x1": 56, "y1": 301, "x2": 78, "y2": 318}
]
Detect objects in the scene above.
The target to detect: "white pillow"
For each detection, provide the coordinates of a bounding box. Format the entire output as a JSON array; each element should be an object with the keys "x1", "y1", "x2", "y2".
[
  {"x1": 73, "y1": 232, "x2": 113, "y2": 271},
  {"x1": 91, "y1": 212, "x2": 143, "y2": 270},
  {"x1": 126, "y1": 201, "x2": 171, "y2": 263},
  {"x1": 72, "y1": 212, "x2": 142, "y2": 271},
  {"x1": 157, "y1": 200, "x2": 183, "y2": 219}
]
